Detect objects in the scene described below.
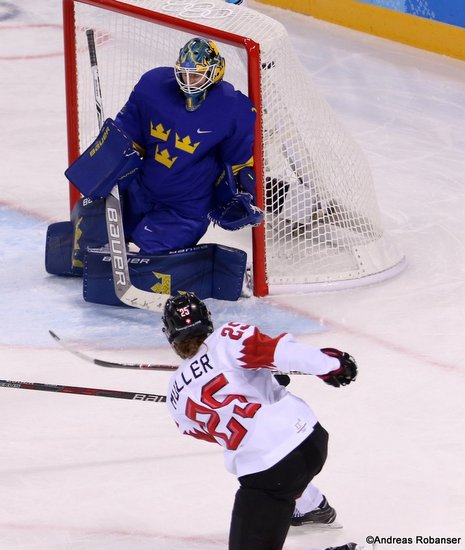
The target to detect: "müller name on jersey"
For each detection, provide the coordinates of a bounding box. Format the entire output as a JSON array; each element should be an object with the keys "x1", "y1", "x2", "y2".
[{"x1": 170, "y1": 353, "x2": 213, "y2": 407}]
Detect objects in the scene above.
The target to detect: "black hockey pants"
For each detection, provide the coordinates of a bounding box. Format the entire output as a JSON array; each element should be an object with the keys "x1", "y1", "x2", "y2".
[{"x1": 228, "y1": 422, "x2": 329, "y2": 550}]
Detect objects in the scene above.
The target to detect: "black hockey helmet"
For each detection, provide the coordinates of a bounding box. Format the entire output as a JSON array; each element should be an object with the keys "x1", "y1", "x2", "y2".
[{"x1": 162, "y1": 292, "x2": 214, "y2": 346}]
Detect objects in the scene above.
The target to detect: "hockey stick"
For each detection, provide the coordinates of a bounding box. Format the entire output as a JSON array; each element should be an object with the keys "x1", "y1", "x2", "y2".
[
  {"x1": 86, "y1": 29, "x2": 104, "y2": 129},
  {"x1": 0, "y1": 379, "x2": 166, "y2": 402},
  {"x1": 86, "y1": 29, "x2": 167, "y2": 313},
  {"x1": 49, "y1": 330, "x2": 314, "y2": 377},
  {"x1": 49, "y1": 330, "x2": 178, "y2": 372},
  {"x1": 105, "y1": 187, "x2": 168, "y2": 311}
]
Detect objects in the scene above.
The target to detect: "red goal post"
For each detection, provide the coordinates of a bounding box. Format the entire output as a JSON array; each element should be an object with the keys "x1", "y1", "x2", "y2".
[{"x1": 62, "y1": 0, "x2": 405, "y2": 297}]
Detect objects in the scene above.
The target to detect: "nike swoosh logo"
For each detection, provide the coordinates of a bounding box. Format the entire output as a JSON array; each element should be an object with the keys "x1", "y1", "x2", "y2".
[
  {"x1": 143, "y1": 225, "x2": 153, "y2": 232},
  {"x1": 197, "y1": 129, "x2": 212, "y2": 134}
]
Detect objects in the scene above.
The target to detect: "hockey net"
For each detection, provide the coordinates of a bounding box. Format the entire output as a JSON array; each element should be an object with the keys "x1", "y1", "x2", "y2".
[{"x1": 63, "y1": 0, "x2": 405, "y2": 296}]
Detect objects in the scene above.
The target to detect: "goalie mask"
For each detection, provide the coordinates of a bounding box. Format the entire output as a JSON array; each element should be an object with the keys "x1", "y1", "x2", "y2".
[
  {"x1": 175, "y1": 37, "x2": 225, "y2": 112},
  {"x1": 162, "y1": 292, "x2": 214, "y2": 346}
]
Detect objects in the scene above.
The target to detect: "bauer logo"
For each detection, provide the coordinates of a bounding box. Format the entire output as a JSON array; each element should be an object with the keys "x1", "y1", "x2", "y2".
[
  {"x1": 102, "y1": 256, "x2": 150, "y2": 265},
  {"x1": 89, "y1": 125, "x2": 110, "y2": 157},
  {"x1": 106, "y1": 206, "x2": 126, "y2": 287}
]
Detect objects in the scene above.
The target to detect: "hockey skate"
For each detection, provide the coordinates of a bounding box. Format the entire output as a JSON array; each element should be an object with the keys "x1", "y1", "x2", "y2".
[{"x1": 291, "y1": 495, "x2": 337, "y2": 527}]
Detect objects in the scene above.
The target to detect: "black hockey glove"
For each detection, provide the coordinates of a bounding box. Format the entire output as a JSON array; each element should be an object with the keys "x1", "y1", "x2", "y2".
[
  {"x1": 274, "y1": 374, "x2": 291, "y2": 387},
  {"x1": 318, "y1": 348, "x2": 358, "y2": 387}
]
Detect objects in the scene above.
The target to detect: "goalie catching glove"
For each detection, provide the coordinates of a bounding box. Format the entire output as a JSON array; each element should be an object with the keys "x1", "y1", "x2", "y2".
[
  {"x1": 318, "y1": 348, "x2": 358, "y2": 387},
  {"x1": 209, "y1": 164, "x2": 264, "y2": 231},
  {"x1": 208, "y1": 192, "x2": 264, "y2": 231}
]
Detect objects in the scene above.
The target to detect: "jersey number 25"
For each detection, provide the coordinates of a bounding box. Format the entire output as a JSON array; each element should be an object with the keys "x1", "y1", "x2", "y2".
[{"x1": 185, "y1": 373, "x2": 261, "y2": 450}]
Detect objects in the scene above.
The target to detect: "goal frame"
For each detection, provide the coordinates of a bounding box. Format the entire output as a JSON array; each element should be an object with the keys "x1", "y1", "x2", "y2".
[{"x1": 62, "y1": 0, "x2": 269, "y2": 296}]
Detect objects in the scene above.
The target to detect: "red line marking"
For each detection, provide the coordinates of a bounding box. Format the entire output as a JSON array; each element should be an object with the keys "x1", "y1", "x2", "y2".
[
  {"x1": 267, "y1": 297, "x2": 462, "y2": 375},
  {"x1": 0, "y1": 199, "x2": 53, "y2": 222},
  {"x1": 0, "y1": 521, "x2": 227, "y2": 546},
  {"x1": 0, "y1": 23, "x2": 63, "y2": 60}
]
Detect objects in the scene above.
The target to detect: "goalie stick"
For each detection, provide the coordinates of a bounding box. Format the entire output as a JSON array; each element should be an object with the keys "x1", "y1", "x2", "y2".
[
  {"x1": 105, "y1": 187, "x2": 168, "y2": 312},
  {"x1": 86, "y1": 29, "x2": 167, "y2": 313},
  {"x1": 49, "y1": 330, "x2": 177, "y2": 371},
  {"x1": 49, "y1": 330, "x2": 317, "y2": 377},
  {"x1": 0, "y1": 379, "x2": 166, "y2": 402}
]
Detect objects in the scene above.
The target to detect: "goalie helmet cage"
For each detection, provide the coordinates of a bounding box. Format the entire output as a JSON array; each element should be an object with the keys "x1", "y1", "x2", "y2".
[{"x1": 63, "y1": 0, "x2": 405, "y2": 297}]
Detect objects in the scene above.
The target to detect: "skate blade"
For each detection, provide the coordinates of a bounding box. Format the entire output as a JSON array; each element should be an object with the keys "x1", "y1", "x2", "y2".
[{"x1": 291, "y1": 520, "x2": 344, "y2": 530}]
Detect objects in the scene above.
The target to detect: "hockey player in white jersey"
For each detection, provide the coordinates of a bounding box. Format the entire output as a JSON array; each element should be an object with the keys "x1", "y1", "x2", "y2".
[{"x1": 163, "y1": 293, "x2": 358, "y2": 550}]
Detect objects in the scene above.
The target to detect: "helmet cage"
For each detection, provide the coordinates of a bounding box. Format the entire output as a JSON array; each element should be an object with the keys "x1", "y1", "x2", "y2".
[{"x1": 175, "y1": 63, "x2": 221, "y2": 95}]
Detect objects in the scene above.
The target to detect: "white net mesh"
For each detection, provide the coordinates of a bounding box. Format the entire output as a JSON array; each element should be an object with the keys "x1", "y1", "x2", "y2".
[{"x1": 68, "y1": 0, "x2": 404, "y2": 292}]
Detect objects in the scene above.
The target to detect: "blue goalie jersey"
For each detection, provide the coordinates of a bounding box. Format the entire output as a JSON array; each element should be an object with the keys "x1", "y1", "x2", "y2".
[{"x1": 115, "y1": 67, "x2": 256, "y2": 220}]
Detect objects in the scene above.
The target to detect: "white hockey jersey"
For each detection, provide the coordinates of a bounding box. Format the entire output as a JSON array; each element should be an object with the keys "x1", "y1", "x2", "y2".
[{"x1": 166, "y1": 323, "x2": 339, "y2": 477}]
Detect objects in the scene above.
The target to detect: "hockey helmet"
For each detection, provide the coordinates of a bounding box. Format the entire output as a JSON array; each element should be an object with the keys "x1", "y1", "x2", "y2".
[
  {"x1": 175, "y1": 37, "x2": 225, "y2": 111},
  {"x1": 162, "y1": 292, "x2": 214, "y2": 346}
]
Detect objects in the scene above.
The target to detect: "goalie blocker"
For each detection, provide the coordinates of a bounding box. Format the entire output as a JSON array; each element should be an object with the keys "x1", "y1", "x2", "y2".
[
  {"x1": 64, "y1": 118, "x2": 143, "y2": 200},
  {"x1": 46, "y1": 118, "x2": 140, "y2": 276}
]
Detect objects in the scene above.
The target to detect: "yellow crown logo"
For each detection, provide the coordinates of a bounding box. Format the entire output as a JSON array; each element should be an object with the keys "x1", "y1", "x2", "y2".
[
  {"x1": 155, "y1": 146, "x2": 178, "y2": 168},
  {"x1": 72, "y1": 217, "x2": 84, "y2": 268},
  {"x1": 151, "y1": 272, "x2": 171, "y2": 294},
  {"x1": 175, "y1": 133, "x2": 200, "y2": 155},
  {"x1": 150, "y1": 122, "x2": 171, "y2": 141}
]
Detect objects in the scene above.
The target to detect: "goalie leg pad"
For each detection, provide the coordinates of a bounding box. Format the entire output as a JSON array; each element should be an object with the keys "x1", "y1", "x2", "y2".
[
  {"x1": 45, "y1": 198, "x2": 109, "y2": 277},
  {"x1": 71, "y1": 198, "x2": 108, "y2": 274},
  {"x1": 45, "y1": 221, "x2": 76, "y2": 276},
  {"x1": 65, "y1": 118, "x2": 142, "y2": 199},
  {"x1": 83, "y1": 243, "x2": 247, "y2": 306}
]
